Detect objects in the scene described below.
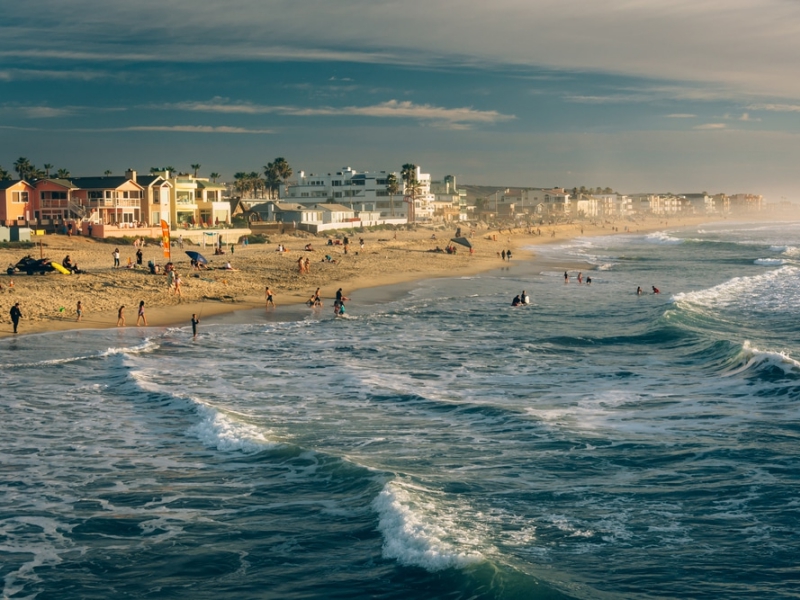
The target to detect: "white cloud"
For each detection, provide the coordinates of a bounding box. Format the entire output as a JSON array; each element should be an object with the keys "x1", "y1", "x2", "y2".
[
  {"x1": 748, "y1": 103, "x2": 800, "y2": 112},
  {"x1": 155, "y1": 98, "x2": 515, "y2": 127},
  {"x1": 694, "y1": 123, "x2": 727, "y2": 130}
]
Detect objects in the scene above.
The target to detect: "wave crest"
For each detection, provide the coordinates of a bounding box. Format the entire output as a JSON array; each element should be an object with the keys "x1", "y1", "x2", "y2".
[{"x1": 373, "y1": 481, "x2": 484, "y2": 572}]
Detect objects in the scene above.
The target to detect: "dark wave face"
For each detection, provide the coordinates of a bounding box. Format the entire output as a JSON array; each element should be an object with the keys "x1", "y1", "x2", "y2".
[{"x1": 1, "y1": 221, "x2": 799, "y2": 599}]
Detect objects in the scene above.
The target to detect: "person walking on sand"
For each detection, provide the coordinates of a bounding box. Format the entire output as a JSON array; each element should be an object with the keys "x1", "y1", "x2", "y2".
[
  {"x1": 136, "y1": 301, "x2": 147, "y2": 326},
  {"x1": 265, "y1": 286, "x2": 275, "y2": 308},
  {"x1": 501, "y1": 249, "x2": 506, "y2": 261},
  {"x1": 112, "y1": 248, "x2": 120, "y2": 268},
  {"x1": 76, "y1": 301, "x2": 83, "y2": 322},
  {"x1": 304, "y1": 257, "x2": 311, "y2": 274},
  {"x1": 117, "y1": 305, "x2": 125, "y2": 326},
  {"x1": 174, "y1": 273, "x2": 182, "y2": 298},
  {"x1": 10, "y1": 302, "x2": 22, "y2": 334},
  {"x1": 191, "y1": 313, "x2": 199, "y2": 337},
  {"x1": 298, "y1": 256, "x2": 305, "y2": 274}
]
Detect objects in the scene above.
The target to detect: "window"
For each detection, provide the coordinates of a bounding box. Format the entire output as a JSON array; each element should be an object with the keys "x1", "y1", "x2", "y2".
[
  {"x1": 11, "y1": 191, "x2": 28, "y2": 203},
  {"x1": 331, "y1": 181, "x2": 342, "y2": 186},
  {"x1": 40, "y1": 191, "x2": 67, "y2": 200}
]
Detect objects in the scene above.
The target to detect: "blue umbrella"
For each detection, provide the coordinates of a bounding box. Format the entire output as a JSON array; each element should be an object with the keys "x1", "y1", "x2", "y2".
[{"x1": 186, "y1": 251, "x2": 208, "y2": 264}]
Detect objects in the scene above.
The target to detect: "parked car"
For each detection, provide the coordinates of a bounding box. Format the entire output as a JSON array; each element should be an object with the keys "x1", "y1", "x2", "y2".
[{"x1": 14, "y1": 256, "x2": 55, "y2": 275}]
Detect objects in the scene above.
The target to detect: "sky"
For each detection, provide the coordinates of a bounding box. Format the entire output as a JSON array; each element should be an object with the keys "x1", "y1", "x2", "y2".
[{"x1": 1, "y1": 0, "x2": 799, "y2": 201}]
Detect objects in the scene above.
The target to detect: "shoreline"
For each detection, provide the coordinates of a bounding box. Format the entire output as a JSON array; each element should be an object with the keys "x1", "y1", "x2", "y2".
[{"x1": 0, "y1": 216, "x2": 722, "y2": 338}]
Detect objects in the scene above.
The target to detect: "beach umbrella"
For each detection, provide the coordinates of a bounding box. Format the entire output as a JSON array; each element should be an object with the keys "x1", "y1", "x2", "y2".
[
  {"x1": 450, "y1": 236, "x2": 472, "y2": 249},
  {"x1": 185, "y1": 250, "x2": 208, "y2": 264}
]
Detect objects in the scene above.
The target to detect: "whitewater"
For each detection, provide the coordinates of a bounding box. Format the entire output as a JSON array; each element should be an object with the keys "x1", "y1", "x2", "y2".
[{"x1": 2, "y1": 220, "x2": 799, "y2": 599}]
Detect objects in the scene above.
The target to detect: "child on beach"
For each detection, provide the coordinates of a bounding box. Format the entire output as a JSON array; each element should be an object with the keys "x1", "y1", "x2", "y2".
[
  {"x1": 76, "y1": 301, "x2": 83, "y2": 322},
  {"x1": 137, "y1": 301, "x2": 147, "y2": 326}
]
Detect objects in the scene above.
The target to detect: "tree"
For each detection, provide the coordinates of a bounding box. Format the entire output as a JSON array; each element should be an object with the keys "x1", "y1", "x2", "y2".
[
  {"x1": 150, "y1": 166, "x2": 161, "y2": 174},
  {"x1": 104, "y1": 170, "x2": 112, "y2": 177},
  {"x1": 14, "y1": 157, "x2": 34, "y2": 181},
  {"x1": 209, "y1": 172, "x2": 220, "y2": 183},
  {"x1": 191, "y1": 163, "x2": 201, "y2": 177},
  {"x1": 43, "y1": 163, "x2": 53, "y2": 177},
  {"x1": 264, "y1": 157, "x2": 292, "y2": 199},
  {"x1": 401, "y1": 163, "x2": 419, "y2": 223},
  {"x1": 0, "y1": 165, "x2": 11, "y2": 181},
  {"x1": 386, "y1": 172, "x2": 399, "y2": 217},
  {"x1": 57, "y1": 168, "x2": 71, "y2": 178}
]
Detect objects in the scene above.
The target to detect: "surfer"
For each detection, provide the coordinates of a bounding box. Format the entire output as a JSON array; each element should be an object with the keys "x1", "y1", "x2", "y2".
[
  {"x1": 652, "y1": 286, "x2": 660, "y2": 294},
  {"x1": 191, "y1": 313, "x2": 199, "y2": 337},
  {"x1": 636, "y1": 287, "x2": 642, "y2": 295},
  {"x1": 512, "y1": 295, "x2": 521, "y2": 307},
  {"x1": 521, "y1": 290, "x2": 530, "y2": 304}
]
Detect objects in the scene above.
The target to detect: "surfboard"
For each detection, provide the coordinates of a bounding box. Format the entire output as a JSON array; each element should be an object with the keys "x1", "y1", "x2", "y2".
[{"x1": 51, "y1": 262, "x2": 71, "y2": 275}]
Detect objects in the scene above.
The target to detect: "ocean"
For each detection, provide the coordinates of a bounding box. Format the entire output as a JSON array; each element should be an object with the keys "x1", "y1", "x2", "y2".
[{"x1": 2, "y1": 220, "x2": 799, "y2": 599}]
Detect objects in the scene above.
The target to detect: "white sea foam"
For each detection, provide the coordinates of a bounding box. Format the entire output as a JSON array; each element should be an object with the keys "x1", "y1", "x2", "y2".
[
  {"x1": 128, "y1": 368, "x2": 280, "y2": 454},
  {"x1": 0, "y1": 339, "x2": 159, "y2": 369},
  {"x1": 722, "y1": 341, "x2": 800, "y2": 377},
  {"x1": 754, "y1": 258, "x2": 786, "y2": 266},
  {"x1": 373, "y1": 481, "x2": 484, "y2": 572},
  {"x1": 645, "y1": 231, "x2": 682, "y2": 245},
  {"x1": 188, "y1": 401, "x2": 279, "y2": 453},
  {"x1": 672, "y1": 265, "x2": 799, "y2": 312}
]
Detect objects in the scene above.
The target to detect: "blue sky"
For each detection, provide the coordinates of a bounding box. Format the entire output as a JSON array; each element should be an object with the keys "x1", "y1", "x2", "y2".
[{"x1": 2, "y1": 0, "x2": 799, "y2": 201}]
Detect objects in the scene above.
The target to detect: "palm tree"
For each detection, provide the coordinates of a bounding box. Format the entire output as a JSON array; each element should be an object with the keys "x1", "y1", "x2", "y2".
[
  {"x1": 14, "y1": 157, "x2": 33, "y2": 181},
  {"x1": 57, "y1": 168, "x2": 71, "y2": 178},
  {"x1": 209, "y1": 172, "x2": 220, "y2": 183},
  {"x1": 401, "y1": 163, "x2": 419, "y2": 223},
  {"x1": 43, "y1": 163, "x2": 53, "y2": 177},
  {"x1": 265, "y1": 157, "x2": 292, "y2": 199},
  {"x1": 104, "y1": 170, "x2": 112, "y2": 177},
  {"x1": 233, "y1": 172, "x2": 251, "y2": 196},
  {"x1": 191, "y1": 163, "x2": 201, "y2": 177},
  {"x1": 149, "y1": 166, "x2": 161, "y2": 174},
  {"x1": 0, "y1": 165, "x2": 11, "y2": 181},
  {"x1": 386, "y1": 172, "x2": 399, "y2": 217}
]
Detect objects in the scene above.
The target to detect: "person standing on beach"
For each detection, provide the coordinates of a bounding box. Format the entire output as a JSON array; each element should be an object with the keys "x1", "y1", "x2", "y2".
[
  {"x1": 265, "y1": 286, "x2": 275, "y2": 308},
  {"x1": 76, "y1": 301, "x2": 83, "y2": 322},
  {"x1": 136, "y1": 301, "x2": 147, "y2": 326},
  {"x1": 10, "y1": 302, "x2": 22, "y2": 333},
  {"x1": 501, "y1": 250, "x2": 506, "y2": 261},
  {"x1": 174, "y1": 273, "x2": 183, "y2": 298},
  {"x1": 136, "y1": 248, "x2": 143, "y2": 266},
  {"x1": 117, "y1": 305, "x2": 125, "y2": 326},
  {"x1": 112, "y1": 248, "x2": 120, "y2": 268},
  {"x1": 191, "y1": 313, "x2": 199, "y2": 337}
]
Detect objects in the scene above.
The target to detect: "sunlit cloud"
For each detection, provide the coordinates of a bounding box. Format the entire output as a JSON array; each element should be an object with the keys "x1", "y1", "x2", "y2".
[
  {"x1": 748, "y1": 103, "x2": 800, "y2": 112},
  {"x1": 694, "y1": 123, "x2": 727, "y2": 130},
  {"x1": 155, "y1": 98, "x2": 515, "y2": 126}
]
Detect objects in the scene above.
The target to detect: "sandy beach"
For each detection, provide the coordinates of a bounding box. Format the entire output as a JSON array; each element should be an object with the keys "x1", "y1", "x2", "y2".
[{"x1": 0, "y1": 216, "x2": 716, "y2": 337}]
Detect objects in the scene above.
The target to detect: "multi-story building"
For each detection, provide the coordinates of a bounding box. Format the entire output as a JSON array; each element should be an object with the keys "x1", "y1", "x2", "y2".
[
  {"x1": 430, "y1": 175, "x2": 467, "y2": 222},
  {"x1": 0, "y1": 180, "x2": 34, "y2": 226},
  {"x1": 68, "y1": 176, "x2": 145, "y2": 224},
  {"x1": 524, "y1": 188, "x2": 572, "y2": 216},
  {"x1": 280, "y1": 166, "x2": 432, "y2": 222}
]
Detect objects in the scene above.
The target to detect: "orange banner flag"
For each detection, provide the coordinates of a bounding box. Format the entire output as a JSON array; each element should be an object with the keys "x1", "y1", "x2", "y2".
[{"x1": 161, "y1": 220, "x2": 171, "y2": 259}]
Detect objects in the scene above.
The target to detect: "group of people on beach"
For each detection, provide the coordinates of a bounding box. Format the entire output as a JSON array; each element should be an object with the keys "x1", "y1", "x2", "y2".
[{"x1": 564, "y1": 271, "x2": 592, "y2": 285}]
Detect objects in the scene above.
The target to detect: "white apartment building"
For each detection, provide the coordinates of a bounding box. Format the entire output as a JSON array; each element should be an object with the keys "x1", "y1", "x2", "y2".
[
  {"x1": 524, "y1": 188, "x2": 572, "y2": 216},
  {"x1": 280, "y1": 166, "x2": 434, "y2": 223}
]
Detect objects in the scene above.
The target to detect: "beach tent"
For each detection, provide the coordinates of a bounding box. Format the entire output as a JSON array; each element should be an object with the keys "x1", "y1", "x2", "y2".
[{"x1": 450, "y1": 236, "x2": 472, "y2": 249}]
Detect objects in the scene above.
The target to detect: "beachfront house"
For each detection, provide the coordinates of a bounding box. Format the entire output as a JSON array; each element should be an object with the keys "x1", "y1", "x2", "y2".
[
  {"x1": 31, "y1": 178, "x2": 80, "y2": 224},
  {"x1": 430, "y1": 175, "x2": 467, "y2": 222},
  {"x1": 68, "y1": 176, "x2": 145, "y2": 225},
  {"x1": 315, "y1": 203, "x2": 356, "y2": 225},
  {"x1": 0, "y1": 180, "x2": 35, "y2": 226},
  {"x1": 250, "y1": 201, "x2": 322, "y2": 226},
  {"x1": 282, "y1": 167, "x2": 397, "y2": 216},
  {"x1": 524, "y1": 188, "x2": 571, "y2": 217},
  {"x1": 126, "y1": 169, "x2": 172, "y2": 227}
]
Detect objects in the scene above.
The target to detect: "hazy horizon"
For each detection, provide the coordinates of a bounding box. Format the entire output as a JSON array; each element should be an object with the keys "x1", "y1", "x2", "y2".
[{"x1": 2, "y1": 1, "x2": 799, "y2": 202}]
